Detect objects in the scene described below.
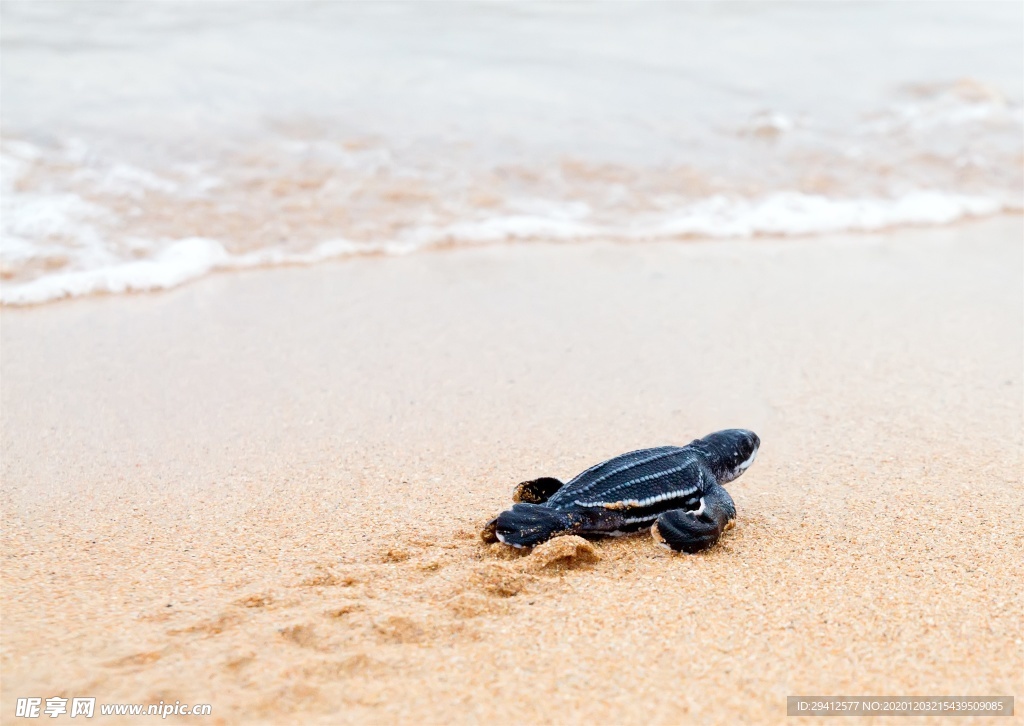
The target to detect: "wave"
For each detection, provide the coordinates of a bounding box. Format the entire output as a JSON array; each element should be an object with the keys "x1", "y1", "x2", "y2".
[
  {"x1": 1, "y1": 190, "x2": 1010, "y2": 306},
  {"x1": 2, "y1": 69, "x2": 1020, "y2": 305}
]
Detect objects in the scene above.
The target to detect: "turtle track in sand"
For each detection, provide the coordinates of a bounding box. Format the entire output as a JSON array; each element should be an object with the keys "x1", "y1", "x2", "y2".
[{"x1": 105, "y1": 525, "x2": 719, "y2": 722}]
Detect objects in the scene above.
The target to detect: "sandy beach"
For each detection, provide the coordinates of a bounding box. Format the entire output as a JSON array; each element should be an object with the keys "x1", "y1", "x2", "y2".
[{"x1": 1, "y1": 216, "x2": 1020, "y2": 723}]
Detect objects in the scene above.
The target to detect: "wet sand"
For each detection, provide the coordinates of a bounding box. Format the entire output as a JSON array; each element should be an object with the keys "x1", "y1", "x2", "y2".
[{"x1": 1, "y1": 217, "x2": 1021, "y2": 724}]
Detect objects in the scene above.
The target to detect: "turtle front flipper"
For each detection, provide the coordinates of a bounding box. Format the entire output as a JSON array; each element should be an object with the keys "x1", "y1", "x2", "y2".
[
  {"x1": 651, "y1": 484, "x2": 736, "y2": 554},
  {"x1": 512, "y1": 477, "x2": 564, "y2": 504}
]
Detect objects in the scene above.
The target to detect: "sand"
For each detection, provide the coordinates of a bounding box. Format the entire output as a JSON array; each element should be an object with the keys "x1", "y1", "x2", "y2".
[{"x1": 1, "y1": 216, "x2": 1021, "y2": 724}]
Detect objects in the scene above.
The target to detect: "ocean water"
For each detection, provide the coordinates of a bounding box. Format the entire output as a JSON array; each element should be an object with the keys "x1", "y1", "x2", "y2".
[{"x1": 1, "y1": 1, "x2": 1021, "y2": 304}]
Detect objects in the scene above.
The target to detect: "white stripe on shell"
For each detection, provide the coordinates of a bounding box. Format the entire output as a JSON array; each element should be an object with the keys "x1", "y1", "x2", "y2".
[
  {"x1": 591, "y1": 461, "x2": 693, "y2": 499},
  {"x1": 575, "y1": 483, "x2": 698, "y2": 509},
  {"x1": 619, "y1": 513, "x2": 661, "y2": 525},
  {"x1": 566, "y1": 448, "x2": 685, "y2": 497}
]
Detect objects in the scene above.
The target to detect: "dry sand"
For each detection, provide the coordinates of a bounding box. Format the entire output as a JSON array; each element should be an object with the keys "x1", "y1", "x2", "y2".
[{"x1": 1, "y1": 217, "x2": 1022, "y2": 724}]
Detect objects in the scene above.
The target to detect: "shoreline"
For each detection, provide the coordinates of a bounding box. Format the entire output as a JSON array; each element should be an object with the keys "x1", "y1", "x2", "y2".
[
  {"x1": 2, "y1": 217, "x2": 1021, "y2": 724},
  {"x1": 2, "y1": 210, "x2": 1021, "y2": 309}
]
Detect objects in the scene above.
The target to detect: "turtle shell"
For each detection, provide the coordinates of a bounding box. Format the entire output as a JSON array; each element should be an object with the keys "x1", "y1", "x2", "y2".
[{"x1": 546, "y1": 445, "x2": 708, "y2": 512}]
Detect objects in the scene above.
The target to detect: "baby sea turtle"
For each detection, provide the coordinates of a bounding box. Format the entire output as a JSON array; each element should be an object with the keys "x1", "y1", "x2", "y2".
[{"x1": 481, "y1": 429, "x2": 759, "y2": 553}]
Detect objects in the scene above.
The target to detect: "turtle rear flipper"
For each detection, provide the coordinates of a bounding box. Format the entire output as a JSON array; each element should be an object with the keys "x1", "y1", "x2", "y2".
[
  {"x1": 651, "y1": 484, "x2": 736, "y2": 554},
  {"x1": 480, "y1": 517, "x2": 499, "y2": 544},
  {"x1": 496, "y1": 503, "x2": 578, "y2": 548},
  {"x1": 512, "y1": 477, "x2": 564, "y2": 504},
  {"x1": 482, "y1": 477, "x2": 564, "y2": 543}
]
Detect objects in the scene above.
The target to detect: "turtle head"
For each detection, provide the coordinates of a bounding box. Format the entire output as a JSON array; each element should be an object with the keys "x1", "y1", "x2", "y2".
[{"x1": 695, "y1": 429, "x2": 760, "y2": 484}]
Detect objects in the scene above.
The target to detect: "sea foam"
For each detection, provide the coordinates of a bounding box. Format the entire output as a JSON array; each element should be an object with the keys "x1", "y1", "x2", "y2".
[{"x1": 1, "y1": 189, "x2": 1008, "y2": 306}]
